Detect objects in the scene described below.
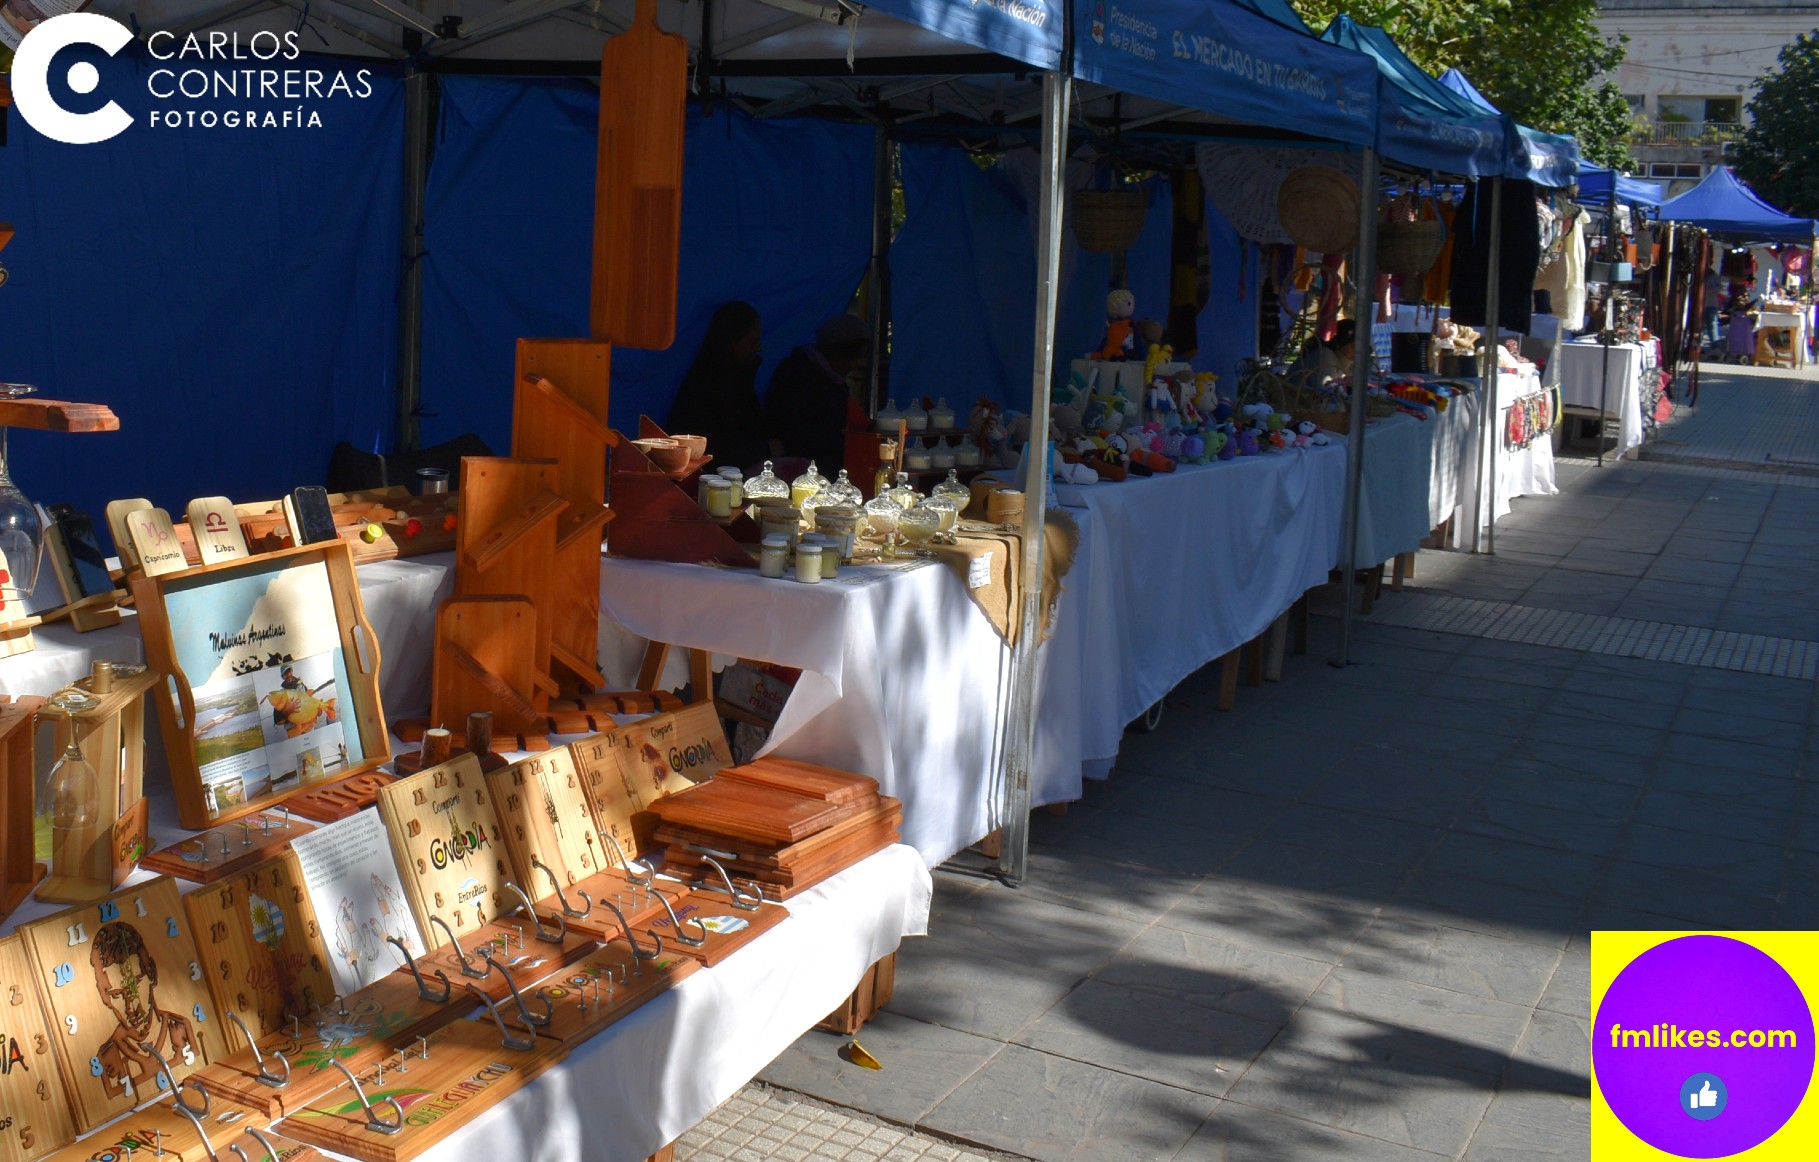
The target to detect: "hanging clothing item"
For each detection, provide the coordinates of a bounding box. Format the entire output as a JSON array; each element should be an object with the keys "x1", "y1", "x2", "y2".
[
  {"x1": 1449, "y1": 179, "x2": 1542, "y2": 334},
  {"x1": 1535, "y1": 203, "x2": 1588, "y2": 331},
  {"x1": 1421, "y1": 199, "x2": 1458, "y2": 304}
]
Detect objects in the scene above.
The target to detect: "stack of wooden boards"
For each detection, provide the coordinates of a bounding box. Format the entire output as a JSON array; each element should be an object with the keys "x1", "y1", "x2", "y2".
[{"x1": 651, "y1": 758, "x2": 902, "y2": 900}]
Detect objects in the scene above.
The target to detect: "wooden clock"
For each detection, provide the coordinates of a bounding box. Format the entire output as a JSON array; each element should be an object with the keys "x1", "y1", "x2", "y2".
[
  {"x1": 17, "y1": 878, "x2": 221, "y2": 1134},
  {"x1": 181, "y1": 852, "x2": 337, "y2": 1056},
  {"x1": 0, "y1": 935, "x2": 79, "y2": 1162},
  {"x1": 372, "y1": 755, "x2": 514, "y2": 949}
]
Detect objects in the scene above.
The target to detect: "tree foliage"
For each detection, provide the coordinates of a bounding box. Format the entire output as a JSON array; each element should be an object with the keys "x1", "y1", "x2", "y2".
[
  {"x1": 1291, "y1": 0, "x2": 1633, "y2": 168},
  {"x1": 1735, "y1": 33, "x2": 1819, "y2": 220}
]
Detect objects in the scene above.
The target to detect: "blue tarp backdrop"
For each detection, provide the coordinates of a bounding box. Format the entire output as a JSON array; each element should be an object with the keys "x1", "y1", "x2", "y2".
[
  {"x1": 0, "y1": 48, "x2": 403, "y2": 527},
  {"x1": 419, "y1": 82, "x2": 876, "y2": 449}
]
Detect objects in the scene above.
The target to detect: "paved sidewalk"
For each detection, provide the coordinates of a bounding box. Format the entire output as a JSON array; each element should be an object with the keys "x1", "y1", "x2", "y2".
[
  {"x1": 700, "y1": 362, "x2": 1819, "y2": 1161},
  {"x1": 1647, "y1": 361, "x2": 1819, "y2": 472}
]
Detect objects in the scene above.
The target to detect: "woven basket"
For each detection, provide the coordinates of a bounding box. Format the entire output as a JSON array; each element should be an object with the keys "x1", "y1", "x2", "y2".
[
  {"x1": 1276, "y1": 166, "x2": 1359, "y2": 254},
  {"x1": 1378, "y1": 216, "x2": 1446, "y2": 275},
  {"x1": 1074, "y1": 190, "x2": 1147, "y2": 253}
]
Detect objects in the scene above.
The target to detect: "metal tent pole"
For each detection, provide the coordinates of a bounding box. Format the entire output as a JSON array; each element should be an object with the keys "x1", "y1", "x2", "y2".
[
  {"x1": 1598, "y1": 184, "x2": 1617, "y2": 467},
  {"x1": 866, "y1": 125, "x2": 893, "y2": 416},
  {"x1": 396, "y1": 63, "x2": 431, "y2": 453},
  {"x1": 997, "y1": 72, "x2": 1071, "y2": 884},
  {"x1": 1471, "y1": 176, "x2": 1504, "y2": 553},
  {"x1": 1336, "y1": 146, "x2": 1381, "y2": 668}
]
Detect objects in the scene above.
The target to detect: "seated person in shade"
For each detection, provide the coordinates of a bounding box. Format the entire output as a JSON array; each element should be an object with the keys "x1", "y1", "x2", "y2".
[
  {"x1": 1293, "y1": 319, "x2": 1357, "y2": 386},
  {"x1": 666, "y1": 301, "x2": 776, "y2": 473},
  {"x1": 764, "y1": 314, "x2": 871, "y2": 473}
]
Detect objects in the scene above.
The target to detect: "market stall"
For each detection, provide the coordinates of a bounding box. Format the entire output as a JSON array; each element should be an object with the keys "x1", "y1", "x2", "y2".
[{"x1": 1555, "y1": 337, "x2": 1655, "y2": 459}]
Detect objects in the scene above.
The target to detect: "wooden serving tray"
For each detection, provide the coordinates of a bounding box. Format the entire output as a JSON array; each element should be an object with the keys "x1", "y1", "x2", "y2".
[
  {"x1": 715, "y1": 759, "x2": 879, "y2": 806},
  {"x1": 277, "y1": 1016, "x2": 567, "y2": 1162},
  {"x1": 526, "y1": 938, "x2": 697, "y2": 1046},
  {"x1": 139, "y1": 809, "x2": 317, "y2": 884},
  {"x1": 645, "y1": 780, "x2": 846, "y2": 846},
  {"x1": 192, "y1": 967, "x2": 474, "y2": 1118}
]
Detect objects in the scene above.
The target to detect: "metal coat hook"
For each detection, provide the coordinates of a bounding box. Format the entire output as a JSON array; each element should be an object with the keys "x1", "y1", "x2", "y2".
[
  {"x1": 461, "y1": 983, "x2": 537, "y2": 1052},
  {"x1": 601, "y1": 831, "x2": 652, "y2": 887},
  {"x1": 427, "y1": 915, "x2": 490, "y2": 979},
  {"x1": 650, "y1": 886, "x2": 709, "y2": 948},
  {"x1": 534, "y1": 856, "x2": 592, "y2": 919},
  {"x1": 596, "y1": 899, "x2": 664, "y2": 961},
  {"x1": 327, "y1": 1059, "x2": 404, "y2": 1135},
  {"x1": 229, "y1": 1127, "x2": 286, "y2": 1162},
  {"x1": 388, "y1": 935, "x2": 452, "y2": 1002},
  {"x1": 503, "y1": 880, "x2": 567, "y2": 944},
  {"x1": 225, "y1": 1013, "x2": 291, "y2": 1089},
  {"x1": 478, "y1": 945, "x2": 553, "y2": 1028},
  {"x1": 697, "y1": 855, "x2": 764, "y2": 912},
  {"x1": 141, "y1": 1041, "x2": 210, "y2": 1117},
  {"x1": 172, "y1": 1102, "x2": 221, "y2": 1162}
]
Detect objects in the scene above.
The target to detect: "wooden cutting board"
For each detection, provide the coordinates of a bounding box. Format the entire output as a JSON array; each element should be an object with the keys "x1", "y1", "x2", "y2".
[
  {"x1": 716, "y1": 759, "x2": 879, "y2": 806},
  {"x1": 590, "y1": 0, "x2": 686, "y2": 349},
  {"x1": 646, "y1": 779, "x2": 846, "y2": 846}
]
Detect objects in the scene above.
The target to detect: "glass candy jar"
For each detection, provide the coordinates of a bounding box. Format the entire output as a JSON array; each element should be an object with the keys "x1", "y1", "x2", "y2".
[
  {"x1": 790, "y1": 461, "x2": 829, "y2": 509},
  {"x1": 743, "y1": 460, "x2": 790, "y2": 502}
]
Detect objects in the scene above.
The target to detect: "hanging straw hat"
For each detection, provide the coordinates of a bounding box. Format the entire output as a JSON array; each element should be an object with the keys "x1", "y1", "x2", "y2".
[{"x1": 1276, "y1": 166, "x2": 1360, "y2": 254}]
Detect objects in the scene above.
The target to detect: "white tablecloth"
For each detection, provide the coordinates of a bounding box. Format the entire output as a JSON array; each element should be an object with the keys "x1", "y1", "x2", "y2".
[
  {"x1": 1556, "y1": 340, "x2": 1647, "y2": 458},
  {"x1": 1349, "y1": 414, "x2": 1435, "y2": 568},
  {"x1": 597, "y1": 556, "x2": 1086, "y2": 867},
  {"x1": 1054, "y1": 447, "x2": 1347, "y2": 777}
]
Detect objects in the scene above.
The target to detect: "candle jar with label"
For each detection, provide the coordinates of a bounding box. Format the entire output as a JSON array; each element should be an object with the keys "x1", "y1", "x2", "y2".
[
  {"x1": 815, "y1": 505, "x2": 861, "y2": 560},
  {"x1": 759, "y1": 534, "x2": 791, "y2": 579}
]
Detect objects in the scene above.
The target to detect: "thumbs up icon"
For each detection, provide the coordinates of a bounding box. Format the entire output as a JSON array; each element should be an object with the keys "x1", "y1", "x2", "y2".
[{"x1": 1692, "y1": 1080, "x2": 1719, "y2": 1110}]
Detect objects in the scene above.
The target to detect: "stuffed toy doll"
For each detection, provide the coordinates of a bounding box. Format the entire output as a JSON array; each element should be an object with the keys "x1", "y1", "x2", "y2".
[
  {"x1": 1235, "y1": 429, "x2": 1262, "y2": 456},
  {"x1": 1092, "y1": 289, "x2": 1138, "y2": 359}
]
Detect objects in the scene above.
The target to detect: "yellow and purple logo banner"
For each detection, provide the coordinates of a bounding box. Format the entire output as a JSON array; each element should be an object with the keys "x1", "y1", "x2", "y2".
[{"x1": 1593, "y1": 932, "x2": 1818, "y2": 1158}]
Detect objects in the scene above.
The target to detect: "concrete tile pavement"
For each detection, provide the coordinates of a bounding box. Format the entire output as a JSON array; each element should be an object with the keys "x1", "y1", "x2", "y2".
[{"x1": 686, "y1": 363, "x2": 1818, "y2": 1161}]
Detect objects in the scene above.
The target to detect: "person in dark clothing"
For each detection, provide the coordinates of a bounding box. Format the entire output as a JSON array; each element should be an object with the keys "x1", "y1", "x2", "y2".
[
  {"x1": 666, "y1": 301, "x2": 773, "y2": 472},
  {"x1": 764, "y1": 314, "x2": 870, "y2": 473}
]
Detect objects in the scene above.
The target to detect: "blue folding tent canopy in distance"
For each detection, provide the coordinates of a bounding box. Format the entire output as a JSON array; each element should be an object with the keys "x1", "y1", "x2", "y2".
[
  {"x1": 867, "y1": 0, "x2": 1064, "y2": 69},
  {"x1": 1070, "y1": 0, "x2": 1379, "y2": 147},
  {"x1": 1320, "y1": 17, "x2": 1504, "y2": 177},
  {"x1": 1437, "y1": 68, "x2": 1579, "y2": 187},
  {"x1": 1659, "y1": 167, "x2": 1819, "y2": 242},
  {"x1": 1577, "y1": 164, "x2": 1665, "y2": 210}
]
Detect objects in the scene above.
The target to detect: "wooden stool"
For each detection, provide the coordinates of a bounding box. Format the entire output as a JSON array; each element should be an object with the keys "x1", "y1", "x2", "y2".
[{"x1": 1392, "y1": 551, "x2": 1414, "y2": 591}]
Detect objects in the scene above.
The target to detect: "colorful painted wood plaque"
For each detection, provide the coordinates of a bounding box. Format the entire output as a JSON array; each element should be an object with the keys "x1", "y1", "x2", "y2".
[
  {"x1": 278, "y1": 1012, "x2": 567, "y2": 1162},
  {"x1": 124, "y1": 508, "x2": 188, "y2": 577},
  {"x1": 184, "y1": 497, "x2": 250, "y2": 564},
  {"x1": 18, "y1": 879, "x2": 223, "y2": 1134},
  {"x1": 0, "y1": 935, "x2": 79, "y2": 1162},
  {"x1": 372, "y1": 755, "x2": 514, "y2": 949},
  {"x1": 191, "y1": 966, "x2": 471, "y2": 1118},
  {"x1": 29, "y1": 1102, "x2": 251, "y2": 1162},
  {"x1": 181, "y1": 853, "x2": 336, "y2": 1056},
  {"x1": 527, "y1": 937, "x2": 696, "y2": 1046},
  {"x1": 139, "y1": 809, "x2": 317, "y2": 885},
  {"x1": 640, "y1": 890, "x2": 791, "y2": 968}
]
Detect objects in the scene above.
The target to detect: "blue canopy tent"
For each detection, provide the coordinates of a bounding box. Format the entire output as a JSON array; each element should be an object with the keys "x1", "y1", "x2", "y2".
[
  {"x1": 1320, "y1": 17, "x2": 1505, "y2": 178},
  {"x1": 1658, "y1": 167, "x2": 1819, "y2": 242},
  {"x1": 1437, "y1": 68, "x2": 1580, "y2": 188},
  {"x1": 1578, "y1": 164, "x2": 1666, "y2": 211}
]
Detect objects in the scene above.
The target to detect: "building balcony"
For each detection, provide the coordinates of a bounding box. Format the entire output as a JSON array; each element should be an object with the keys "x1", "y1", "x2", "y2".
[{"x1": 1630, "y1": 120, "x2": 1745, "y2": 146}]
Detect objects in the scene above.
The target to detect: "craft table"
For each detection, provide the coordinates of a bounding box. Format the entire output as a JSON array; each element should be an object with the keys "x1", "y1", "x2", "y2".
[
  {"x1": 1348, "y1": 413, "x2": 1435, "y2": 568},
  {"x1": 1555, "y1": 339, "x2": 1649, "y2": 458},
  {"x1": 1758, "y1": 308, "x2": 1809, "y2": 367},
  {"x1": 597, "y1": 554, "x2": 1090, "y2": 867},
  {"x1": 1054, "y1": 445, "x2": 1347, "y2": 778}
]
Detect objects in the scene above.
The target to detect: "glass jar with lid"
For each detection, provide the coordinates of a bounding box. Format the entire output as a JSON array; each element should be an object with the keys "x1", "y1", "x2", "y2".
[
  {"x1": 955, "y1": 434, "x2": 982, "y2": 467},
  {"x1": 815, "y1": 505, "x2": 861, "y2": 560},
  {"x1": 931, "y1": 438, "x2": 957, "y2": 470},
  {"x1": 903, "y1": 399, "x2": 929, "y2": 431},
  {"x1": 717, "y1": 466, "x2": 744, "y2": 506},
  {"x1": 904, "y1": 441, "x2": 933, "y2": 472},
  {"x1": 930, "y1": 396, "x2": 956, "y2": 430},
  {"x1": 897, "y1": 503, "x2": 942, "y2": 553},
  {"x1": 790, "y1": 461, "x2": 829, "y2": 509},
  {"x1": 703, "y1": 477, "x2": 733, "y2": 518},
  {"x1": 794, "y1": 535, "x2": 824, "y2": 583},
  {"x1": 826, "y1": 468, "x2": 864, "y2": 508},
  {"x1": 886, "y1": 471, "x2": 921, "y2": 510},
  {"x1": 921, "y1": 491, "x2": 961, "y2": 534},
  {"x1": 758, "y1": 534, "x2": 791, "y2": 579},
  {"x1": 743, "y1": 460, "x2": 791, "y2": 502},
  {"x1": 757, "y1": 503, "x2": 802, "y2": 550},
  {"x1": 932, "y1": 468, "x2": 972, "y2": 507},
  {"x1": 874, "y1": 399, "x2": 901, "y2": 432}
]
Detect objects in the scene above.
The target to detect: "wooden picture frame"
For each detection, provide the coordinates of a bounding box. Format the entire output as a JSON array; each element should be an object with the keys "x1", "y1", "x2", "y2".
[
  {"x1": 0, "y1": 934, "x2": 79, "y2": 1162},
  {"x1": 130, "y1": 541, "x2": 389, "y2": 831},
  {"x1": 181, "y1": 851, "x2": 336, "y2": 1056},
  {"x1": 17, "y1": 878, "x2": 223, "y2": 1134}
]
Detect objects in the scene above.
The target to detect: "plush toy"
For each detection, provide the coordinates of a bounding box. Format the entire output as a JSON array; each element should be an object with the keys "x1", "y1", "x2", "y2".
[
  {"x1": 1129, "y1": 446, "x2": 1176, "y2": 473},
  {"x1": 1235, "y1": 429, "x2": 1261, "y2": 456},
  {"x1": 1092, "y1": 289, "x2": 1137, "y2": 359},
  {"x1": 1145, "y1": 376, "x2": 1177, "y2": 422},
  {"x1": 1051, "y1": 403, "x2": 1085, "y2": 446},
  {"x1": 1142, "y1": 332, "x2": 1173, "y2": 385}
]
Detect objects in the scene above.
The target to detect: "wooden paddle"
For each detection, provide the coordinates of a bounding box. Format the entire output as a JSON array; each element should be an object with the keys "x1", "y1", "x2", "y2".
[{"x1": 591, "y1": 0, "x2": 687, "y2": 350}]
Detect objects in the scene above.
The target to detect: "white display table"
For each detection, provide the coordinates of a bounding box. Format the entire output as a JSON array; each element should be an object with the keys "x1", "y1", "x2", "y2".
[
  {"x1": 1758, "y1": 308, "x2": 1809, "y2": 368},
  {"x1": 1556, "y1": 339, "x2": 1649, "y2": 458}
]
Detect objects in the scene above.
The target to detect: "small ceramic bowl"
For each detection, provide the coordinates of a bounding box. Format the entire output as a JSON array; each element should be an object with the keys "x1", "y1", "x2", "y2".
[
  {"x1": 670, "y1": 433, "x2": 708, "y2": 459},
  {"x1": 632, "y1": 438, "x2": 689, "y2": 472}
]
